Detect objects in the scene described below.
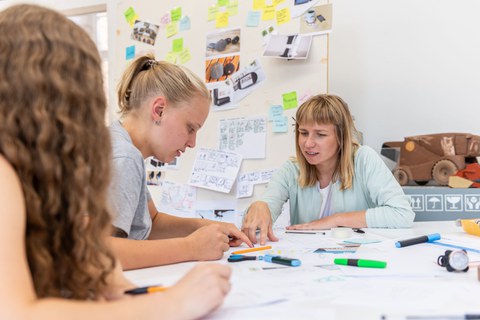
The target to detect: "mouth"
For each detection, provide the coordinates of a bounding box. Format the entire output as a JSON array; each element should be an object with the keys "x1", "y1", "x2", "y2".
[
  {"x1": 176, "y1": 149, "x2": 184, "y2": 157},
  {"x1": 304, "y1": 151, "x2": 319, "y2": 156}
]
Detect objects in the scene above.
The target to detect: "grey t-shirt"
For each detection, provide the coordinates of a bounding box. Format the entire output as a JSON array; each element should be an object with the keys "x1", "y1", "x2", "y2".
[{"x1": 109, "y1": 120, "x2": 152, "y2": 240}]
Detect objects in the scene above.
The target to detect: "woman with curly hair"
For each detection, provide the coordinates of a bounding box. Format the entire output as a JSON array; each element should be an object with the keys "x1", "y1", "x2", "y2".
[{"x1": 0, "y1": 4, "x2": 230, "y2": 319}]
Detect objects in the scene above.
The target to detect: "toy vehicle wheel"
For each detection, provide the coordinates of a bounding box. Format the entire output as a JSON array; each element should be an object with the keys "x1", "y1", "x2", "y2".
[
  {"x1": 432, "y1": 160, "x2": 458, "y2": 185},
  {"x1": 393, "y1": 168, "x2": 409, "y2": 186},
  {"x1": 415, "y1": 180, "x2": 429, "y2": 186}
]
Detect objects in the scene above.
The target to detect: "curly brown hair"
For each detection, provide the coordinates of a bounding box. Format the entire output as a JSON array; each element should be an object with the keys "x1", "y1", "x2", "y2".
[{"x1": 0, "y1": 5, "x2": 115, "y2": 299}]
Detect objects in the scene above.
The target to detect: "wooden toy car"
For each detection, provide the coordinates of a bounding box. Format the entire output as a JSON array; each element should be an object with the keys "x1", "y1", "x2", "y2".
[{"x1": 381, "y1": 133, "x2": 480, "y2": 186}]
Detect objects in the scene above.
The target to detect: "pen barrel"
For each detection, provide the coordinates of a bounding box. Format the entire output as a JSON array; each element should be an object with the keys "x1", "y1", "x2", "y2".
[
  {"x1": 395, "y1": 233, "x2": 441, "y2": 248},
  {"x1": 334, "y1": 258, "x2": 387, "y2": 268}
]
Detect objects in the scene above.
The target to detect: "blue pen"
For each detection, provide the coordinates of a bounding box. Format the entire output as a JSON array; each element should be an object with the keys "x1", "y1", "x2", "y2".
[
  {"x1": 264, "y1": 254, "x2": 301, "y2": 267},
  {"x1": 395, "y1": 233, "x2": 441, "y2": 248}
]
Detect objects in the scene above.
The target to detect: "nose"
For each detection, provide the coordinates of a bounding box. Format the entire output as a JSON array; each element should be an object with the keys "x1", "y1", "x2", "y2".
[
  {"x1": 187, "y1": 132, "x2": 196, "y2": 148},
  {"x1": 304, "y1": 134, "x2": 315, "y2": 147}
]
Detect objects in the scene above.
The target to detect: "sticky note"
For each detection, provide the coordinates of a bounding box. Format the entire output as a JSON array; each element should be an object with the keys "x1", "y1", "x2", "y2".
[
  {"x1": 160, "y1": 12, "x2": 171, "y2": 26},
  {"x1": 124, "y1": 7, "x2": 138, "y2": 27},
  {"x1": 227, "y1": 0, "x2": 238, "y2": 16},
  {"x1": 262, "y1": 5, "x2": 275, "y2": 20},
  {"x1": 246, "y1": 11, "x2": 261, "y2": 27},
  {"x1": 165, "y1": 52, "x2": 177, "y2": 64},
  {"x1": 208, "y1": 5, "x2": 219, "y2": 21},
  {"x1": 172, "y1": 38, "x2": 184, "y2": 52},
  {"x1": 166, "y1": 22, "x2": 178, "y2": 38},
  {"x1": 253, "y1": 0, "x2": 265, "y2": 10},
  {"x1": 268, "y1": 105, "x2": 284, "y2": 121},
  {"x1": 216, "y1": 12, "x2": 229, "y2": 28},
  {"x1": 178, "y1": 47, "x2": 192, "y2": 64},
  {"x1": 126, "y1": 45, "x2": 135, "y2": 60},
  {"x1": 276, "y1": 8, "x2": 290, "y2": 25},
  {"x1": 272, "y1": 116, "x2": 288, "y2": 133},
  {"x1": 273, "y1": 0, "x2": 285, "y2": 6},
  {"x1": 282, "y1": 91, "x2": 298, "y2": 110},
  {"x1": 179, "y1": 16, "x2": 191, "y2": 31},
  {"x1": 218, "y1": 0, "x2": 229, "y2": 6},
  {"x1": 171, "y1": 7, "x2": 182, "y2": 22}
]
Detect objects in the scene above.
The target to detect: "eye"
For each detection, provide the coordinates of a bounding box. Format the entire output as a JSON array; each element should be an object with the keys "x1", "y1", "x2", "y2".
[
  {"x1": 298, "y1": 130, "x2": 308, "y2": 136},
  {"x1": 188, "y1": 126, "x2": 195, "y2": 134}
]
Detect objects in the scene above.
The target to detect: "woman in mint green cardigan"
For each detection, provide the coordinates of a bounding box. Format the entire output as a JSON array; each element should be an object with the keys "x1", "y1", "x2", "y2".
[{"x1": 242, "y1": 94, "x2": 415, "y2": 245}]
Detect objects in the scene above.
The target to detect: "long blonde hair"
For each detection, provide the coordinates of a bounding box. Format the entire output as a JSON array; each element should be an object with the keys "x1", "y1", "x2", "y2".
[
  {"x1": 0, "y1": 4, "x2": 115, "y2": 299},
  {"x1": 295, "y1": 94, "x2": 360, "y2": 190},
  {"x1": 117, "y1": 54, "x2": 210, "y2": 115}
]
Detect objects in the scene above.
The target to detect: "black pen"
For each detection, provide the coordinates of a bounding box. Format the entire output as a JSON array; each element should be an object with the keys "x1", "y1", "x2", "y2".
[
  {"x1": 125, "y1": 285, "x2": 167, "y2": 295},
  {"x1": 285, "y1": 230, "x2": 326, "y2": 235}
]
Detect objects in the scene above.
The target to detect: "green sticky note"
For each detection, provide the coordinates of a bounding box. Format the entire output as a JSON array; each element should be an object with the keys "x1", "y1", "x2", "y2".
[
  {"x1": 172, "y1": 38, "x2": 184, "y2": 52},
  {"x1": 283, "y1": 91, "x2": 298, "y2": 110},
  {"x1": 208, "y1": 5, "x2": 219, "y2": 21},
  {"x1": 171, "y1": 7, "x2": 182, "y2": 22},
  {"x1": 218, "y1": 0, "x2": 229, "y2": 6},
  {"x1": 124, "y1": 6, "x2": 136, "y2": 22},
  {"x1": 178, "y1": 47, "x2": 192, "y2": 64},
  {"x1": 165, "y1": 52, "x2": 177, "y2": 64},
  {"x1": 166, "y1": 22, "x2": 178, "y2": 38},
  {"x1": 227, "y1": 0, "x2": 238, "y2": 16}
]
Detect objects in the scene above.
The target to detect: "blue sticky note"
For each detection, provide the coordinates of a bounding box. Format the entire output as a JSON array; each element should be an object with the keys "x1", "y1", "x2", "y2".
[
  {"x1": 179, "y1": 16, "x2": 191, "y2": 31},
  {"x1": 272, "y1": 116, "x2": 288, "y2": 133},
  {"x1": 246, "y1": 11, "x2": 261, "y2": 27},
  {"x1": 126, "y1": 45, "x2": 135, "y2": 60},
  {"x1": 268, "y1": 105, "x2": 283, "y2": 121}
]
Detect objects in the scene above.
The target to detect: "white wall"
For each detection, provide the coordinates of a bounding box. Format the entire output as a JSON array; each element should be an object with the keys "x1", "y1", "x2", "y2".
[{"x1": 330, "y1": 0, "x2": 480, "y2": 152}]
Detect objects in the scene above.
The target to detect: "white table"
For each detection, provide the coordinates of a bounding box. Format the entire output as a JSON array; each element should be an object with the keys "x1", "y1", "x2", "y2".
[{"x1": 124, "y1": 221, "x2": 480, "y2": 320}]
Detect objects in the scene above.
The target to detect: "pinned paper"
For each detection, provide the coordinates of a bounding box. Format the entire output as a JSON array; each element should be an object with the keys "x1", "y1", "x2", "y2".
[
  {"x1": 268, "y1": 105, "x2": 283, "y2": 121},
  {"x1": 124, "y1": 7, "x2": 138, "y2": 27},
  {"x1": 218, "y1": 0, "x2": 229, "y2": 6},
  {"x1": 166, "y1": 22, "x2": 178, "y2": 38},
  {"x1": 282, "y1": 91, "x2": 298, "y2": 110},
  {"x1": 178, "y1": 47, "x2": 192, "y2": 64},
  {"x1": 208, "y1": 5, "x2": 219, "y2": 21},
  {"x1": 227, "y1": 0, "x2": 238, "y2": 16},
  {"x1": 253, "y1": 0, "x2": 266, "y2": 10},
  {"x1": 171, "y1": 7, "x2": 182, "y2": 22},
  {"x1": 216, "y1": 12, "x2": 229, "y2": 28},
  {"x1": 160, "y1": 12, "x2": 171, "y2": 26},
  {"x1": 172, "y1": 38, "x2": 184, "y2": 52},
  {"x1": 179, "y1": 16, "x2": 191, "y2": 31},
  {"x1": 273, "y1": 0, "x2": 285, "y2": 5},
  {"x1": 246, "y1": 11, "x2": 261, "y2": 27},
  {"x1": 165, "y1": 52, "x2": 177, "y2": 64},
  {"x1": 276, "y1": 7, "x2": 290, "y2": 25},
  {"x1": 126, "y1": 45, "x2": 135, "y2": 60},
  {"x1": 262, "y1": 5, "x2": 275, "y2": 20},
  {"x1": 272, "y1": 116, "x2": 288, "y2": 133}
]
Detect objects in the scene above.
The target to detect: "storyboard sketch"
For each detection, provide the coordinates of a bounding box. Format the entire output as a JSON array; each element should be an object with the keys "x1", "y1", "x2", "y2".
[{"x1": 218, "y1": 116, "x2": 266, "y2": 159}]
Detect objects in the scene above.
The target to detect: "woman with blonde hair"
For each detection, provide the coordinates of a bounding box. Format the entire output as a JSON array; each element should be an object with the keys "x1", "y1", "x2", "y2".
[
  {"x1": 242, "y1": 94, "x2": 415, "y2": 244},
  {"x1": 0, "y1": 4, "x2": 230, "y2": 319},
  {"x1": 109, "y1": 54, "x2": 251, "y2": 270}
]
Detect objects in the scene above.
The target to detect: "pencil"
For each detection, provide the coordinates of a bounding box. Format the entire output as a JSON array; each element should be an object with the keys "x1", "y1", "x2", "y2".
[
  {"x1": 232, "y1": 245, "x2": 272, "y2": 255},
  {"x1": 125, "y1": 285, "x2": 167, "y2": 295}
]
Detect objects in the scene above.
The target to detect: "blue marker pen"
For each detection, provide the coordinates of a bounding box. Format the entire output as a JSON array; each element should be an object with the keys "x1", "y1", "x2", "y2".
[
  {"x1": 395, "y1": 233, "x2": 441, "y2": 248},
  {"x1": 264, "y1": 254, "x2": 301, "y2": 267}
]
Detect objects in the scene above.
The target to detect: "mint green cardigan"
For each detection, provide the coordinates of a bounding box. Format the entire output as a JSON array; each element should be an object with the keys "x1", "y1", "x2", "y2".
[{"x1": 260, "y1": 146, "x2": 415, "y2": 228}]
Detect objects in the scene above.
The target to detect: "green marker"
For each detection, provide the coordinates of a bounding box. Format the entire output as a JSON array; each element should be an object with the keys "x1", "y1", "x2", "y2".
[{"x1": 334, "y1": 258, "x2": 387, "y2": 268}]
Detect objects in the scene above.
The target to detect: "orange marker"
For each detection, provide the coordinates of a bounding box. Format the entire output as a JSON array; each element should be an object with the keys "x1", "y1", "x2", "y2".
[
  {"x1": 232, "y1": 245, "x2": 272, "y2": 255},
  {"x1": 125, "y1": 285, "x2": 167, "y2": 295}
]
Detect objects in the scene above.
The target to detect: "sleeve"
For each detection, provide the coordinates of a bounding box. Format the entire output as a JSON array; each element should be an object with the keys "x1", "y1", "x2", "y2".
[
  {"x1": 359, "y1": 147, "x2": 415, "y2": 228},
  {"x1": 110, "y1": 156, "x2": 145, "y2": 236},
  {"x1": 261, "y1": 161, "x2": 296, "y2": 222}
]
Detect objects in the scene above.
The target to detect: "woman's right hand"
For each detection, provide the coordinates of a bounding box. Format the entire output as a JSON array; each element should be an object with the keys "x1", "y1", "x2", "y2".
[
  {"x1": 241, "y1": 201, "x2": 279, "y2": 245},
  {"x1": 166, "y1": 264, "x2": 232, "y2": 319}
]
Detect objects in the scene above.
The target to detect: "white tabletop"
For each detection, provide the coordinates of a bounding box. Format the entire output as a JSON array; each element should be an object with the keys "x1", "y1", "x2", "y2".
[{"x1": 124, "y1": 221, "x2": 480, "y2": 320}]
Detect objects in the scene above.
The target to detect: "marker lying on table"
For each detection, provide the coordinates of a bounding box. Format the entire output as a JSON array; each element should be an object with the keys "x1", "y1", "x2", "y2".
[
  {"x1": 264, "y1": 254, "x2": 301, "y2": 267},
  {"x1": 232, "y1": 245, "x2": 272, "y2": 255},
  {"x1": 334, "y1": 258, "x2": 387, "y2": 268},
  {"x1": 125, "y1": 285, "x2": 167, "y2": 295},
  {"x1": 395, "y1": 233, "x2": 441, "y2": 248}
]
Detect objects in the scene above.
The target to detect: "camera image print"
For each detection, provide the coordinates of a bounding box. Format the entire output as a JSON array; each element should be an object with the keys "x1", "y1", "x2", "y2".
[{"x1": 205, "y1": 55, "x2": 240, "y2": 84}]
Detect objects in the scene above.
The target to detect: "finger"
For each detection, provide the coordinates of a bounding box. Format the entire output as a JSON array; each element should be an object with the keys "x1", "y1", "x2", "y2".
[
  {"x1": 267, "y1": 226, "x2": 279, "y2": 242},
  {"x1": 259, "y1": 224, "x2": 268, "y2": 245},
  {"x1": 228, "y1": 228, "x2": 253, "y2": 247},
  {"x1": 287, "y1": 223, "x2": 309, "y2": 230},
  {"x1": 245, "y1": 226, "x2": 257, "y2": 244},
  {"x1": 228, "y1": 238, "x2": 243, "y2": 247},
  {"x1": 221, "y1": 243, "x2": 229, "y2": 252}
]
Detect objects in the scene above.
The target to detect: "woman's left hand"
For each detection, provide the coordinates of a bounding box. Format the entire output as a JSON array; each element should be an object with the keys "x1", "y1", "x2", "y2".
[{"x1": 286, "y1": 218, "x2": 334, "y2": 230}]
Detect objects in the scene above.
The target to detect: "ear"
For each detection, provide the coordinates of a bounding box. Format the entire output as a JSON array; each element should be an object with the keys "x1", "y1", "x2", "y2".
[{"x1": 151, "y1": 96, "x2": 167, "y2": 122}]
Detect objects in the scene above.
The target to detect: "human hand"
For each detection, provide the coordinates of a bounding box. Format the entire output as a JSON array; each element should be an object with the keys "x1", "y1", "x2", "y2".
[
  {"x1": 241, "y1": 201, "x2": 278, "y2": 245},
  {"x1": 166, "y1": 264, "x2": 232, "y2": 319},
  {"x1": 186, "y1": 224, "x2": 230, "y2": 261},
  {"x1": 286, "y1": 218, "x2": 334, "y2": 230},
  {"x1": 215, "y1": 222, "x2": 253, "y2": 248}
]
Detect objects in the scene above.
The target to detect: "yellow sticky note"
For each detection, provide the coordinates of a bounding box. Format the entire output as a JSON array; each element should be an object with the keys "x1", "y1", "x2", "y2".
[
  {"x1": 227, "y1": 0, "x2": 238, "y2": 16},
  {"x1": 208, "y1": 5, "x2": 219, "y2": 21},
  {"x1": 216, "y1": 12, "x2": 229, "y2": 28},
  {"x1": 165, "y1": 52, "x2": 177, "y2": 64},
  {"x1": 124, "y1": 7, "x2": 138, "y2": 27},
  {"x1": 171, "y1": 7, "x2": 182, "y2": 22},
  {"x1": 262, "y1": 5, "x2": 275, "y2": 20},
  {"x1": 283, "y1": 91, "x2": 298, "y2": 110},
  {"x1": 276, "y1": 7, "x2": 290, "y2": 25},
  {"x1": 178, "y1": 48, "x2": 192, "y2": 64},
  {"x1": 166, "y1": 22, "x2": 178, "y2": 38},
  {"x1": 253, "y1": 0, "x2": 265, "y2": 10},
  {"x1": 273, "y1": 0, "x2": 285, "y2": 6}
]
